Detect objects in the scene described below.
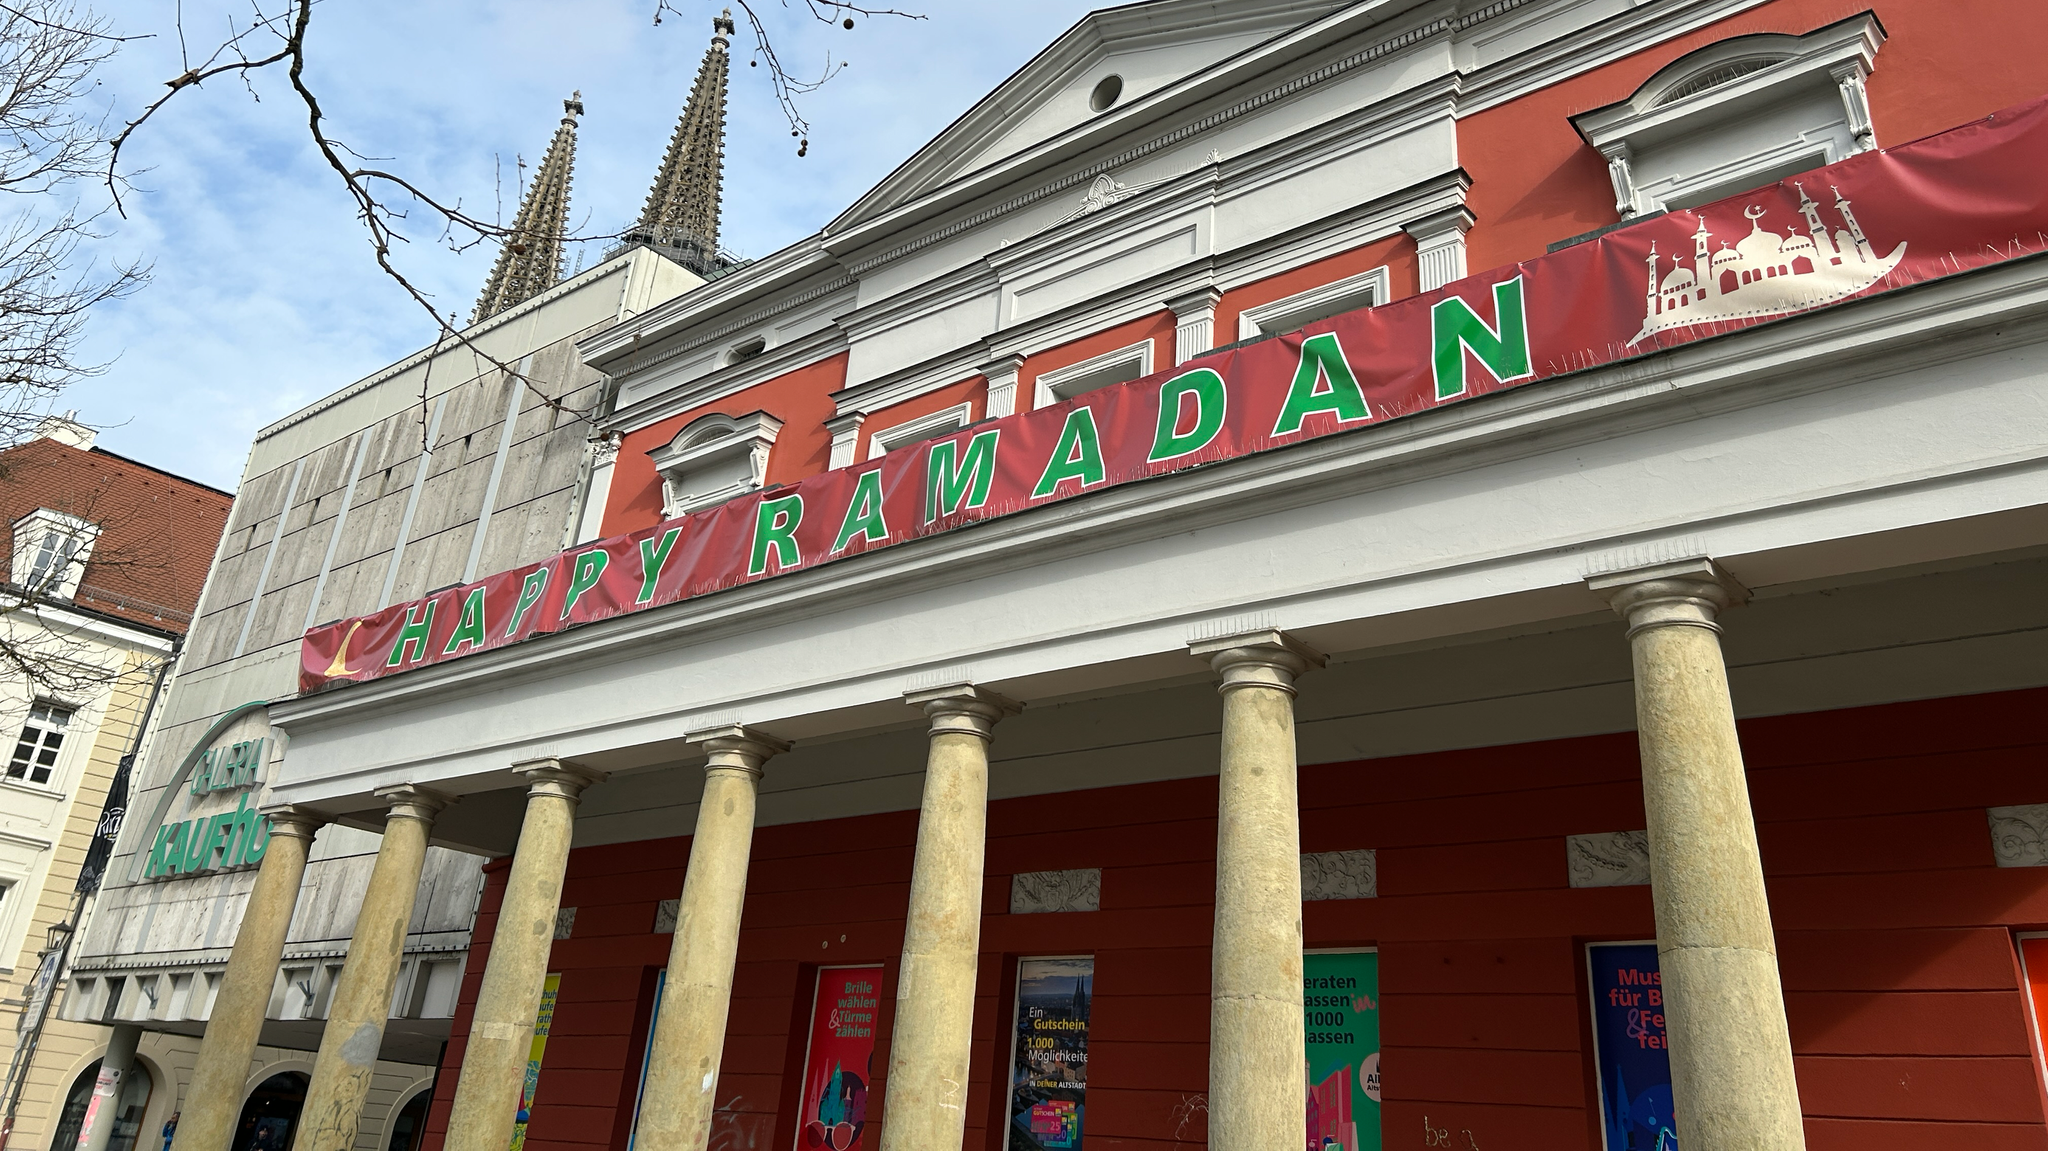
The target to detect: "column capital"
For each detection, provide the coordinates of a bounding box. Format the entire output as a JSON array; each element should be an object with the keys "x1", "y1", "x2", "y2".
[
  {"x1": 905, "y1": 683, "x2": 1021, "y2": 740},
  {"x1": 1588, "y1": 557, "x2": 1749, "y2": 638},
  {"x1": 1165, "y1": 284, "x2": 1224, "y2": 318},
  {"x1": 256, "y1": 804, "x2": 330, "y2": 844},
  {"x1": 511, "y1": 758, "x2": 608, "y2": 802},
  {"x1": 372, "y1": 783, "x2": 454, "y2": 826},
  {"x1": 686, "y1": 724, "x2": 790, "y2": 779},
  {"x1": 1190, "y1": 628, "x2": 1326, "y2": 695}
]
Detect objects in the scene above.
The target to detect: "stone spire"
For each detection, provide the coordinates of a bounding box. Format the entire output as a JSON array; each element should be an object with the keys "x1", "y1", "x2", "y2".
[
  {"x1": 472, "y1": 93, "x2": 583, "y2": 325},
  {"x1": 630, "y1": 9, "x2": 732, "y2": 274}
]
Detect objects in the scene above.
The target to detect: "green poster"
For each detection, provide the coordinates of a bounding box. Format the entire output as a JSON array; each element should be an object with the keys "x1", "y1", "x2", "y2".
[{"x1": 1304, "y1": 950, "x2": 1381, "y2": 1151}]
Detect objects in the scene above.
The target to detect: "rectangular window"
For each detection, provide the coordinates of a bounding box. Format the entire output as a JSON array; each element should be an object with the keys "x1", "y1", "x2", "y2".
[
  {"x1": 7, "y1": 702, "x2": 72, "y2": 785},
  {"x1": 26, "y1": 529, "x2": 77, "y2": 591},
  {"x1": 1004, "y1": 956, "x2": 1093, "y2": 1151}
]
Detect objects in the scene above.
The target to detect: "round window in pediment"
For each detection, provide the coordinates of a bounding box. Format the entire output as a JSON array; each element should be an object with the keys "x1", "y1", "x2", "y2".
[{"x1": 1089, "y1": 74, "x2": 1123, "y2": 113}]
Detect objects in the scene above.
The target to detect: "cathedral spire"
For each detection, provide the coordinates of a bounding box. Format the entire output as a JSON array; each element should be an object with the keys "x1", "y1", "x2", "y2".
[
  {"x1": 472, "y1": 93, "x2": 583, "y2": 325},
  {"x1": 631, "y1": 9, "x2": 732, "y2": 274}
]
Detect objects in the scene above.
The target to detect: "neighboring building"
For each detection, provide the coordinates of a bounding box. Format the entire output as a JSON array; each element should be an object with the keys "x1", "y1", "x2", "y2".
[
  {"x1": 57, "y1": 35, "x2": 725, "y2": 1151},
  {"x1": 72, "y1": 3, "x2": 2048, "y2": 1151},
  {"x1": 0, "y1": 416, "x2": 230, "y2": 1151}
]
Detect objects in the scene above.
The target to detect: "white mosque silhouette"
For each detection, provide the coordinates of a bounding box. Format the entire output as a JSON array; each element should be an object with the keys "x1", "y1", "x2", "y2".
[{"x1": 1631, "y1": 182, "x2": 1906, "y2": 345}]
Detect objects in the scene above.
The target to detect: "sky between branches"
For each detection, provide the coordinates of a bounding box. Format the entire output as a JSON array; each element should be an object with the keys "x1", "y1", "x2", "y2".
[{"x1": 76, "y1": 0, "x2": 1099, "y2": 489}]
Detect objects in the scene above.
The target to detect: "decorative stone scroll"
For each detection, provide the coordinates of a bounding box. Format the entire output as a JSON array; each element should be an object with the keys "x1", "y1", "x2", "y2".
[
  {"x1": 1989, "y1": 804, "x2": 2048, "y2": 867},
  {"x1": 1300, "y1": 849, "x2": 1376, "y2": 901},
  {"x1": 1567, "y1": 831, "x2": 1652, "y2": 888},
  {"x1": 554, "y1": 907, "x2": 578, "y2": 939},
  {"x1": 1010, "y1": 868, "x2": 1101, "y2": 914},
  {"x1": 654, "y1": 898, "x2": 679, "y2": 933}
]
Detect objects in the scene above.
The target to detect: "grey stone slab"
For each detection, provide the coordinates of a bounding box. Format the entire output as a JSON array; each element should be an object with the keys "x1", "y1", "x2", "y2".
[
  {"x1": 1301, "y1": 849, "x2": 1376, "y2": 901},
  {"x1": 1989, "y1": 804, "x2": 2048, "y2": 867},
  {"x1": 1010, "y1": 868, "x2": 1100, "y2": 913},
  {"x1": 1566, "y1": 830, "x2": 1652, "y2": 888}
]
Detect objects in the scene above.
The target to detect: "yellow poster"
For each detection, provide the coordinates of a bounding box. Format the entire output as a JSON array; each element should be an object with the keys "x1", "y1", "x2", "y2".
[{"x1": 507, "y1": 973, "x2": 562, "y2": 1151}]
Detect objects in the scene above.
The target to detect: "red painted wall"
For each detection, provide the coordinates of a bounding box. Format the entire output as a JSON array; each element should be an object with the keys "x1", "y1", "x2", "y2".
[
  {"x1": 1458, "y1": 0, "x2": 2048, "y2": 275},
  {"x1": 421, "y1": 686, "x2": 2048, "y2": 1150},
  {"x1": 1216, "y1": 233, "x2": 1420, "y2": 342},
  {"x1": 601, "y1": 353, "x2": 850, "y2": 538},
  {"x1": 854, "y1": 375, "x2": 992, "y2": 462},
  {"x1": 1018, "y1": 312, "x2": 1179, "y2": 415}
]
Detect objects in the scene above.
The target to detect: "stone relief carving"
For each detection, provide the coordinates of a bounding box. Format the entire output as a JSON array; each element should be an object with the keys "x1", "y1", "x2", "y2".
[
  {"x1": 1301, "y1": 849, "x2": 1376, "y2": 901},
  {"x1": 1567, "y1": 831, "x2": 1652, "y2": 888},
  {"x1": 1011, "y1": 867, "x2": 1101, "y2": 914},
  {"x1": 654, "y1": 898, "x2": 679, "y2": 933},
  {"x1": 1988, "y1": 804, "x2": 2048, "y2": 867},
  {"x1": 554, "y1": 906, "x2": 578, "y2": 940}
]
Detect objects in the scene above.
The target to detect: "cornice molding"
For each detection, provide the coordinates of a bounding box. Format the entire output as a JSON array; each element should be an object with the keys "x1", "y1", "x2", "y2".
[{"x1": 603, "y1": 324, "x2": 849, "y2": 435}]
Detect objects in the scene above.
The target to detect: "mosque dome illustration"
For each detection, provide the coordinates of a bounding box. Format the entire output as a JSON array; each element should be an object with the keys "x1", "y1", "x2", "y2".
[{"x1": 1630, "y1": 182, "x2": 1906, "y2": 345}]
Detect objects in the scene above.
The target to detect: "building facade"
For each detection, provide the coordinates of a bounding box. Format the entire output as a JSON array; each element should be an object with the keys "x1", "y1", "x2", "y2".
[
  {"x1": 0, "y1": 418, "x2": 232, "y2": 1151},
  {"x1": 86, "y1": 1, "x2": 2048, "y2": 1150}
]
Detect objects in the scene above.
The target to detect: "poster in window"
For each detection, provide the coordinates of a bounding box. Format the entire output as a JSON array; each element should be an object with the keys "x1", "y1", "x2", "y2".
[
  {"x1": 1004, "y1": 957, "x2": 1093, "y2": 1151},
  {"x1": 507, "y1": 973, "x2": 562, "y2": 1151},
  {"x1": 1303, "y1": 949, "x2": 1381, "y2": 1151},
  {"x1": 1587, "y1": 942, "x2": 1677, "y2": 1151},
  {"x1": 795, "y1": 965, "x2": 883, "y2": 1151}
]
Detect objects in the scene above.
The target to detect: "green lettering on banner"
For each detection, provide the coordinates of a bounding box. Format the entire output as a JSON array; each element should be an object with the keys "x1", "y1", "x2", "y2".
[
  {"x1": 560, "y1": 549, "x2": 611, "y2": 619},
  {"x1": 833, "y1": 469, "x2": 889, "y2": 553},
  {"x1": 444, "y1": 588, "x2": 489, "y2": 655},
  {"x1": 1034, "y1": 407, "x2": 1106, "y2": 497},
  {"x1": 1430, "y1": 275, "x2": 1532, "y2": 400},
  {"x1": 505, "y1": 567, "x2": 550, "y2": 637},
  {"x1": 385, "y1": 600, "x2": 437, "y2": 667},
  {"x1": 637, "y1": 527, "x2": 683, "y2": 604},
  {"x1": 925, "y1": 430, "x2": 1000, "y2": 522},
  {"x1": 1272, "y1": 332, "x2": 1371, "y2": 436},
  {"x1": 749, "y1": 494, "x2": 805, "y2": 575},
  {"x1": 1150, "y1": 368, "x2": 1228, "y2": 461}
]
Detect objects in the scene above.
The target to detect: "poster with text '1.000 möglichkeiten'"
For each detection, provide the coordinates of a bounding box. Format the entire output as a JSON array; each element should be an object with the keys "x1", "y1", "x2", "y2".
[
  {"x1": 1305, "y1": 950, "x2": 1381, "y2": 1151},
  {"x1": 1587, "y1": 943, "x2": 1677, "y2": 1151},
  {"x1": 1006, "y1": 957, "x2": 1094, "y2": 1151}
]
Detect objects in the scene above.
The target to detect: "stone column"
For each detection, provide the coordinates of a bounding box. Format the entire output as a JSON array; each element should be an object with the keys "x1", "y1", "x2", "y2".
[
  {"x1": 1190, "y1": 628, "x2": 1323, "y2": 1151},
  {"x1": 442, "y1": 762, "x2": 605, "y2": 1151},
  {"x1": 77, "y1": 1024, "x2": 141, "y2": 1151},
  {"x1": 1590, "y1": 559, "x2": 1805, "y2": 1150},
  {"x1": 633, "y1": 727, "x2": 787, "y2": 1150},
  {"x1": 295, "y1": 786, "x2": 448, "y2": 1151},
  {"x1": 876, "y1": 685, "x2": 1018, "y2": 1151},
  {"x1": 172, "y1": 807, "x2": 324, "y2": 1151}
]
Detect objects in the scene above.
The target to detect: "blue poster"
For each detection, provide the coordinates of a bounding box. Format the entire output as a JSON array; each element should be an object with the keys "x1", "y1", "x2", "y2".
[{"x1": 1586, "y1": 943, "x2": 1678, "y2": 1151}]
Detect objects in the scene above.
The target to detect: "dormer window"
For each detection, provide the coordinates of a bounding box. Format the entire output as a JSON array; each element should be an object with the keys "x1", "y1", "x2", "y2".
[
  {"x1": 1573, "y1": 14, "x2": 1884, "y2": 218},
  {"x1": 648, "y1": 411, "x2": 783, "y2": 518},
  {"x1": 11, "y1": 509, "x2": 97, "y2": 600}
]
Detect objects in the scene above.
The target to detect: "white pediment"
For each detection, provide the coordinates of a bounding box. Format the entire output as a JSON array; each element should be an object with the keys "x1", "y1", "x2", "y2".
[{"x1": 834, "y1": 0, "x2": 1346, "y2": 229}]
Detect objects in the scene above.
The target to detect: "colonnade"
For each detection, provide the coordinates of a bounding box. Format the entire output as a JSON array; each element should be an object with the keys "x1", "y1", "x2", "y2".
[{"x1": 173, "y1": 560, "x2": 1803, "y2": 1150}]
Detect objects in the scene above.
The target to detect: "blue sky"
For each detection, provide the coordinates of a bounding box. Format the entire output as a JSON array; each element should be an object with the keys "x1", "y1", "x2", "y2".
[{"x1": 74, "y1": 1, "x2": 1101, "y2": 489}]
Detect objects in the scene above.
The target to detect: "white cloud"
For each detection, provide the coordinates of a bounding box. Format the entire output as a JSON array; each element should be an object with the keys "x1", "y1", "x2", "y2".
[{"x1": 71, "y1": 0, "x2": 1097, "y2": 488}]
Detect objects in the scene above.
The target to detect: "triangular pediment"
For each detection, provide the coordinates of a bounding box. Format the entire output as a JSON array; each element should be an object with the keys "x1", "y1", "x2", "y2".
[{"x1": 832, "y1": 0, "x2": 1349, "y2": 232}]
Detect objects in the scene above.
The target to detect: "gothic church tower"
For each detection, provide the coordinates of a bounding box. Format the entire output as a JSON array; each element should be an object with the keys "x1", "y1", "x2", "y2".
[{"x1": 472, "y1": 94, "x2": 583, "y2": 324}]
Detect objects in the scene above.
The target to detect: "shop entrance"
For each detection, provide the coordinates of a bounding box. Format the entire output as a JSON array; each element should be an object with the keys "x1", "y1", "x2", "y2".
[
  {"x1": 230, "y1": 1071, "x2": 308, "y2": 1151},
  {"x1": 49, "y1": 1058, "x2": 155, "y2": 1151}
]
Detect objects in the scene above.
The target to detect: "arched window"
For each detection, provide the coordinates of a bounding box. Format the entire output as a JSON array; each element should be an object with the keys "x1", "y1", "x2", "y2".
[
  {"x1": 385, "y1": 1087, "x2": 434, "y2": 1151},
  {"x1": 50, "y1": 1059, "x2": 155, "y2": 1151},
  {"x1": 231, "y1": 1071, "x2": 310, "y2": 1151}
]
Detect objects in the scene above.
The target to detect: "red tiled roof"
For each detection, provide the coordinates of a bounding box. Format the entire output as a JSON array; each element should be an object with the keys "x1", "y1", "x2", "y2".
[{"x1": 0, "y1": 437, "x2": 233, "y2": 634}]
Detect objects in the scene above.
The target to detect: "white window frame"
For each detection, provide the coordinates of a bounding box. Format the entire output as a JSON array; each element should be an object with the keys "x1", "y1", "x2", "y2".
[
  {"x1": 1236, "y1": 266, "x2": 1390, "y2": 342},
  {"x1": 647, "y1": 411, "x2": 783, "y2": 518},
  {"x1": 1031, "y1": 339, "x2": 1153, "y2": 411},
  {"x1": 6, "y1": 700, "x2": 75, "y2": 789},
  {"x1": 11, "y1": 508, "x2": 98, "y2": 600},
  {"x1": 865, "y1": 403, "x2": 974, "y2": 461},
  {"x1": 1573, "y1": 15, "x2": 1883, "y2": 217}
]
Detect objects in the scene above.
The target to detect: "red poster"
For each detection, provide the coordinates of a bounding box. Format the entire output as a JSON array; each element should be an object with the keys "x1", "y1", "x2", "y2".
[
  {"x1": 795, "y1": 965, "x2": 883, "y2": 1151},
  {"x1": 304, "y1": 94, "x2": 2048, "y2": 693}
]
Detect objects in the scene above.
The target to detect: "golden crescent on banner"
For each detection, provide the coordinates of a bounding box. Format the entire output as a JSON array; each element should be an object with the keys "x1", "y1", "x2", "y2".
[{"x1": 323, "y1": 619, "x2": 365, "y2": 678}]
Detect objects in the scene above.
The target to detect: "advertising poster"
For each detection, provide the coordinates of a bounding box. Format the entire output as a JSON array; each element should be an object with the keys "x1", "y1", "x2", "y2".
[
  {"x1": 1004, "y1": 957, "x2": 1094, "y2": 1151},
  {"x1": 1303, "y1": 950, "x2": 1381, "y2": 1151},
  {"x1": 1587, "y1": 943, "x2": 1677, "y2": 1151},
  {"x1": 796, "y1": 965, "x2": 883, "y2": 1151},
  {"x1": 507, "y1": 973, "x2": 562, "y2": 1151}
]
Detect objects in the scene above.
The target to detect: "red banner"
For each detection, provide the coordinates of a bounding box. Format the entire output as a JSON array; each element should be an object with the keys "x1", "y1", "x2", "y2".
[
  {"x1": 303, "y1": 95, "x2": 2048, "y2": 692},
  {"x1": 795, "y1": 966, "x2": 883, "y2": 1151}
]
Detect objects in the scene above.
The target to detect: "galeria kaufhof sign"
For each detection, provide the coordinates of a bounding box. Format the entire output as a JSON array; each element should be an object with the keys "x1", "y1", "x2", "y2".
[{"x1": 302, "y1": 96, "x2": 2048, "y2": 692}]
